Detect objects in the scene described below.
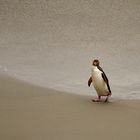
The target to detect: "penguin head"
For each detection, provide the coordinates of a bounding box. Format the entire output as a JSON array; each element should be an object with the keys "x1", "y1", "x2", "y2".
[{"x1": 92, "y1": 59, "x2": 100, "y2": 66}]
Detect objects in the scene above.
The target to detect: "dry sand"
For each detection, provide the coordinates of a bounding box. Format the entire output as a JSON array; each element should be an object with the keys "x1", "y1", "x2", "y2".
[{"x1": 0, "y1": 74, "x2": 140, "y2": 140}]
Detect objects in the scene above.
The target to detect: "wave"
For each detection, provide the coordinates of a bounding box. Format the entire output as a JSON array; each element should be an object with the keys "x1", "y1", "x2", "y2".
[{"x1": 0, "y1": 0, "x2": 140, "y2": 99}]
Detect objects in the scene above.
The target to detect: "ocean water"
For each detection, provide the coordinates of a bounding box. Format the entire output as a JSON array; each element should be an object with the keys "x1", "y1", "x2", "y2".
[{"x1": 0, "y1": 0, "x2": 140, "y2": 99}]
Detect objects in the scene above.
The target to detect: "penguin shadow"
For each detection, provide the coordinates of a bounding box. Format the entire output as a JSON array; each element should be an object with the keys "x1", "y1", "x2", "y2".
[
  {"x1": 90, "y1": 98, "x2": 114, "y2": 104},
  {"x1": 91, "y1": 99, "x2": 112, "y2": 105},
  {"x1": 78, "y1": 95, "x2": 120, "y2": 108},
  {"x1": 81, "y1": 95, "x2": 114, "y2": 105}
]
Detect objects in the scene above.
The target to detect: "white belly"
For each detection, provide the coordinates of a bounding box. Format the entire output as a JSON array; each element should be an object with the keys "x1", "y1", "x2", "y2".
[{"x1": 91, "y1": 67, "x2": 108, "y2": 96}]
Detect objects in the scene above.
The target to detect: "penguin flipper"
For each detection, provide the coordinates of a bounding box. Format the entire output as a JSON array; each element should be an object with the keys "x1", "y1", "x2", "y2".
[
  {"x1": 101, "y1": 73, "x2": 111, "y2": 93},
  {"x1": 88, "y1": 77, "x2": 92, "y2": 87}
]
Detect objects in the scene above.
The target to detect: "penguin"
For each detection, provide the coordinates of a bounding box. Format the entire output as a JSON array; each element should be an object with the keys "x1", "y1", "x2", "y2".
[{"x1": 88, "y1": 59, "x2": 112, "y2": 102}]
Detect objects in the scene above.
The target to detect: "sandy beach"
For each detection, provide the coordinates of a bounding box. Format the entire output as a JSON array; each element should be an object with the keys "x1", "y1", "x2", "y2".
[
  {"x1": 0, "y1": 0, "x2": 140, "y2": 139},
  {"x1": 0, "y1": 0, "x2": 140, "y2": 98},
  {"x1": 0, "y1": 74, "x2": 140, "y2": 140}
]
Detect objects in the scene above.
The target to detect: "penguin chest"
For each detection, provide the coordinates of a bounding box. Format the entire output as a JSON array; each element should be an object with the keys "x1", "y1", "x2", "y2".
[{"x1": 91, "y1": 69, "x2": 108, "y2": 95}]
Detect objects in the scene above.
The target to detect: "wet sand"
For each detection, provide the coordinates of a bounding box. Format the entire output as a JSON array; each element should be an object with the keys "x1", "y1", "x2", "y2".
[{"x1": 0, "y1": 74, "x2": 140, "y2": 140}]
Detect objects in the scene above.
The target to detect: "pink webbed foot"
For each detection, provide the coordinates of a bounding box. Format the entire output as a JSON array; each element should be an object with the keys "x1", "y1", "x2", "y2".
[
  {"x1": 92, "y1": 96, "x2": 101, "y2": 102},
  {"x1": 92, "y1": 99, "x2": 101, "y2": 102}
]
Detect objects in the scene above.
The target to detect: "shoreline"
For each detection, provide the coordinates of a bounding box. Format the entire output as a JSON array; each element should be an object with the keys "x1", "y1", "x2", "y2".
[{"x1": 0, "y1": 74, "x2": 140, "y2": 140}]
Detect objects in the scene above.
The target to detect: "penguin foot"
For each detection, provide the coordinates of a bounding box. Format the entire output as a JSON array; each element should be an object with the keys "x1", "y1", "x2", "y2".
[
  {"x1": 92, "y1": 95, "x2": 101, "y2": 102},
  {"x1": 104, "y1": 95, "x2": 111, "y2": 102},
  {"x1": 92, "y1": 99, "x2": 101, "y2": 102},
  {"x1": 92, "y1": 96, "x2": 110, "y2": 102}
]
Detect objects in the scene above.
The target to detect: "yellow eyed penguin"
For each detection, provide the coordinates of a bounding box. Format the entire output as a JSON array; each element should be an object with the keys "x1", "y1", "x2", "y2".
[{"x1": 88, "y1": 59, "x2": 112, "y2": 102}]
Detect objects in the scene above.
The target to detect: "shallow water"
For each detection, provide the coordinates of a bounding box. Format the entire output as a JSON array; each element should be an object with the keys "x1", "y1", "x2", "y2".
[{"x1": 0, "y1": 0, "x2": 140, "y2": 99}]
